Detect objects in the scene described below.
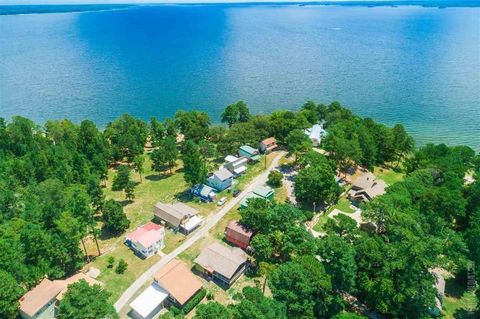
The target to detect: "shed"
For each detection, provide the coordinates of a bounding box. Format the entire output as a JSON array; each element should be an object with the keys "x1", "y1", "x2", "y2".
[{"x1": 226, "y1": 221, "x2": 254, "y2": 249}]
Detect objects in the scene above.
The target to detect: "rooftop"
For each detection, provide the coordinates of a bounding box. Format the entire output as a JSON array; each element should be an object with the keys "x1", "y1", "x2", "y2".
[
  {"x1": 213, "y1": 168, "x2": 234, "y2": 181},
  {"x1": 130, "y1": 283, "x2": 168, "y2": 318},
  {"x1": 154, "y1": 259, "x2": 203, "y2": 306},
  {"x1": 261, "y1": 137, "x2": 277, "y2": 145},
  {"x1": 126, "y1": 222, "x2": 164, "y2": 248},
  {"x1": 253, "y1": 185, "x2": 274, "y2": 198},
  {"x1": 227, "y1": 221, "x2": 254, "y2": 238},
  {"x1": 19, "y1": 279, "x2": 64, "y2": 317},
  {"x1": 240, "y1": 145, "x2": 258, "y2": 155},
  {"x1": 194, "y1": 242, "x2": 247, "y2": 279}
]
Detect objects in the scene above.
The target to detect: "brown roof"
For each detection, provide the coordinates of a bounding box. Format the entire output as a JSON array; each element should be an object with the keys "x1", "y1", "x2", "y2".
[
  {"x1": 194, "y1": 242, "x2": 247, "y2": 279},
  {"x1": 154, "y1": 259, "x2": 203, "y2": 306},
  {"x1": 227, "y1": 221, "x2": 253, "y2": 238},
  {"x1": 19, "y1": 274, "x2": 103, "y2": 317},
  {"x1": 261, "y1": 137, "x2": 276, "y2": 145},
  {"x1": 19, "y1": 279, "x2": 64, "y2": 317}
]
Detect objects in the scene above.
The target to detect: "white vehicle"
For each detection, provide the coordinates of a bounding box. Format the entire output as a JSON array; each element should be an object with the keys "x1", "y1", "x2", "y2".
[{"x1": 217, "y1": 197, "x2": 227, "y2": 206}]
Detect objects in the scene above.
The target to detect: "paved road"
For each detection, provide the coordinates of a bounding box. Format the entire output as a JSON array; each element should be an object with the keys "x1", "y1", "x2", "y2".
[{"x1": 114, "y1": 151, "x2": 286, "y2": 312}]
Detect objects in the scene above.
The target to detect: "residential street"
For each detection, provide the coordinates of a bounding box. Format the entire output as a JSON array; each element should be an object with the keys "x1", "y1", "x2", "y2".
[{"x1": 114, "y1": 151, "x2": 286, "y2": 312}]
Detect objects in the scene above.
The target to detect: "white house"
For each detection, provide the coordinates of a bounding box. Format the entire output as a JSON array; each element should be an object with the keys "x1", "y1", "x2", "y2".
[
  {"x1": 304, "y1": 123, "x2": 327, "y2": 146},
  {"x1": 125, "y1": 222, "x2": 165, "y2": 259},
  {"x1": 207, "y1": 168, "x2": 234, "y2": 191},
  {"x1": 224, "y1": 155, "x2": 248, "y2": 176}
]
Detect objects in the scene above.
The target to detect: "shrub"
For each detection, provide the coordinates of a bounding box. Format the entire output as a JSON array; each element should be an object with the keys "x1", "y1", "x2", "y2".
[
  {"x1": 267, "y1": 170, "x2": 283, "y2": 188},
  {"x1": 115, "y1": 259, "x2": 128, "y2": 274},
  {"x1": 107, "y1": 256, "x2": 115, "y2": 268}
]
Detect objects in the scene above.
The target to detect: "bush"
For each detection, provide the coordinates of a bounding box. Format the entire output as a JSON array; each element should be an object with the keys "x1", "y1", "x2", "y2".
[
  {"x1": 115, "y1": 259, "x2": 128, "y2": 274},
  {"x1": 107, "y1": 256, "x2": 115, "y2": 268},
  {"x1": 267, "y1": 170, "x2": 283, "y2": 188},
  {"x1": 206, "y1": 290, "x2": 214, "y2": 300},
  {"x1": 171, "y1": 288, "x2": 206, "y2": 316}
]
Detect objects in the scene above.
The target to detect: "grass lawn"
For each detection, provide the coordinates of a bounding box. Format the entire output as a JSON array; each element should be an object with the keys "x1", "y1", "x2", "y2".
[
  {"x1": 442, "y1": 277, "x2": 477, "y2": 319},
  {"x1": 327, "y1": 197, "x2": 355, "y2": 214},
  {"x1": 312, "y1": 213, "x2": 330, "y2": 232},
  {"x1": 374, "y1": 166, "x2": 405, "y2": 186}
]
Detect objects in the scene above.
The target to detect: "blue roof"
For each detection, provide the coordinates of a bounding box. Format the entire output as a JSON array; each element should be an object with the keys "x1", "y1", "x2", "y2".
[{"x1": 240, "y1": 145, "x2": 258, "y2": 155}]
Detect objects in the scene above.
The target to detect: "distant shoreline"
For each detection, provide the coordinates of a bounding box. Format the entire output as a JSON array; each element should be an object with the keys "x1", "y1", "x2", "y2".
[{"x1": 0, "y1": 1, "x2": 478, "y2": 16}]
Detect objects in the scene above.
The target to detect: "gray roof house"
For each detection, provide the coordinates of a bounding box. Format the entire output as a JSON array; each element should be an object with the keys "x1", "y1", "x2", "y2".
[
  {"x1": 153, "y1": 202, "x2": 199, "y2": 228},
  {"x1": 207, "y1": 168, "x2": 234, "y2": 192},
  {"x1": 194, "y1": 242, "x2": 248, "y2": 287},
  {"x1": 348, "y1": 172, "x2": 387, "y2": 203}
]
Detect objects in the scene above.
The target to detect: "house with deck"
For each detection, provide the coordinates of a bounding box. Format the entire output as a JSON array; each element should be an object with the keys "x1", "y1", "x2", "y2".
[
  {"x1": 191, "y1": 184, "x2": 216, "y2": 202},
  {"x1": 239, "y1": 145, "x2": 260, "y2": 162},
  {"x1": 259, "y1": 137, "x2": 277, "y2": 153},
  {"x1": 348, "y1": 172, "x2": 387, "y2": 203},
  {"x1": 154, "y1": 202, "x2": 202, "y2": 233},
  {"x1": 194, "y1": 242, "x2": 248, "y2": 287},
  {"x1": 207, "y1": 168, "x2": 234, "y2": 191},
  {"x1": 225, "y1": 221, "x2": 254, "y2": 250},
  {"x1": 125, "y1": 222, "x2": 165, "y2": 258}
]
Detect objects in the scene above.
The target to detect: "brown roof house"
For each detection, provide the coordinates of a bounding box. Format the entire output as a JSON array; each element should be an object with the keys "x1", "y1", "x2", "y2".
[
  {"x1": 154, "y1": 259, "x2": 203, "y2": 307},
  {"x1": 194, "y1": 242, "x2": 248, "y2": 287},
  {"x1": 348, "y1": 172, "x2": 387, "y2": 203},
  {"x1": 259, "y1": 137, "x2": 277, "y2": 153},
  {"x1": 154, "y1": 202, "x2": 202, "y2": 233},
  {"x1": 225, "y1": 221, "x2": 254, "y2": 250},
  {"x1": 19, "y1": 274, "x2": 102, "y2": 319}
]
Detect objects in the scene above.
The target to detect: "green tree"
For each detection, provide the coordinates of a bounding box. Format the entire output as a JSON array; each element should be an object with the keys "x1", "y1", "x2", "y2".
[
  {"x1": 112, "y1": 165, "x2": 131, "y2": 191},
  {"x1": 285, "y1": 129, "x2": 312, "y2": 162},
  {"x1": 104, "y1": 114, "x2": 147, "y2": 163},
  {"x1": 150, "y1": 116, "x2": 165, "y2": 147},
  {"x1": 102, "y1": 199, "x2": 130, "y2": 235},
  {"x1": 133, "y1": 155, "x2": 145, "y2": 183},
  {"x1": 221, "y1": 101, "x2": 251, "y2": 127},
  {"x1": 57, "y1": 280, "x2": 118, "y2": 319},
  {"x1": 318, "y1": 235, "x2": 357, "y2": 293},
  {"x1": 115, "y1": 258, "x2": 128, "y2": 274},
  {"x1": 125, "y1": 181, "x2": 136, "y2": 202},
  {"x1": 267, "y1": 170, "x2": 283, "y2": 188},
  {"x1": 107, "y1": 256, "x2": 115, "y2": 268},
  {"x1": 231, "y1": 286, "x2": 287, "y2": 319},
  {"x1": 194, "y1": 302, "x2": 230, "y2": 319},
  {"x1": 151, "y1": 135, "x2": 178, "y2": 174},
  {"x1": 174, "y1": 110, "x2": 210, "y2": 142},
  {"x1": 294, "y1": 163, "x2": 341, "y2": 207},
  {"x1": 0, "y1": 270, "x2": 24, "y2": 319},
  {"x1": 182, "y1": 140, "x2": 206, "y2": 186}
]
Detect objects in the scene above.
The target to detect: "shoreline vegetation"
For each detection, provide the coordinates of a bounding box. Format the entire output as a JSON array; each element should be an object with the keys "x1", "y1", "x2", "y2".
[
  {"x1": 0, "y1": 100, "x2": 478, "y2": 319},
  {"x1": 0, "y1": 1, "x2": 479, "y2": 16}
]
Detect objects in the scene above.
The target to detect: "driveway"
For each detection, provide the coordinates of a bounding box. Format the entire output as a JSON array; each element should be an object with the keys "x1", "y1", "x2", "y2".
[{"x1": 114, "y1": 151, "x2": 286, "y2": 312}]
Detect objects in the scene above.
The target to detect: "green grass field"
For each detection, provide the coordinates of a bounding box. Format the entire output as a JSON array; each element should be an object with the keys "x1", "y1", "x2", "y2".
[
  {"x1": 327, "y1": 197, "x2": 355, "y2": 214},
  {"x1": 374, "y1": 166, "x2": 405, "y2": 186}
]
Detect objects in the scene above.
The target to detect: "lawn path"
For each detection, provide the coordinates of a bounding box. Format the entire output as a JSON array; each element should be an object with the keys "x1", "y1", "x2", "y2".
[{"x1": 114, "y1": 151, "x2": 286, "y2": 312}]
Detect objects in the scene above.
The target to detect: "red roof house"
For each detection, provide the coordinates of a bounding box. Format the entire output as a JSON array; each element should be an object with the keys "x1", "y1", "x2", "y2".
[
  {"x1": 225, "y1": 221, "x2": 254, "y2": 250},
  {"x1": 125, "y1": 222, "x2": 165, "y2": 258}
]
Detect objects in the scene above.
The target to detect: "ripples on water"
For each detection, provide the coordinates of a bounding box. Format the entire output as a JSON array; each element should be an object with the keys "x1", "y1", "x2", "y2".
[{"x1": 0, "y1": 3, "x2": 479, "y2": 149}]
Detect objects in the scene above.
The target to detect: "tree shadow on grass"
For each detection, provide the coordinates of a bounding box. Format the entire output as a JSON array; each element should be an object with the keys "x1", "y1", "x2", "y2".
[
  {"x1": 446, "y1": 277, "x2": 467, "y2": 299},
  {"x1": 145, "y1": 174, "x2": 169, "y2": 182},
  {"x1": 453, "y1": 309, "x2": 477, "y2": 319},
  {"x1": 174, "y1": 189, "x2": 196, "y2": 203}
]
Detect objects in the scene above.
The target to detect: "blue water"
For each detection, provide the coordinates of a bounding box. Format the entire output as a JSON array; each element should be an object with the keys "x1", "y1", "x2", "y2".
[{"x1": 0, "y1": 4, "x2": 479, "y2": 149}]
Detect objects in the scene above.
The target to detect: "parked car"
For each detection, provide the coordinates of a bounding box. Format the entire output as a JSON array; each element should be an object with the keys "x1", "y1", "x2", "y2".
[
  {"x1": 217, "y1": 197, "x2": 227, "y2": 206},
  {"x1": 232, "y1": 189, "x2": 241, "y2": 197}
]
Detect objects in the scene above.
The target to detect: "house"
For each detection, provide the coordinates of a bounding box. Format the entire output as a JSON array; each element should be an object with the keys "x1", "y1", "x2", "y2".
[
  {"x1": 304, "y1": 123, "x2": 327, "y2": 146},
  {"x1": 207, "y1": 168, "x2": 234, "y2": 191},
  {"x1": 239, "y1": 145, "x2": 260, "y2": 162},
  {"x1": 240, "y1": 185, "x2": 275, "y2": 208},
  {"x1": 154, "y1": 259, "x2": 203, "y2": 308},
  {"x1": 224, "y1": 155, "x2": 248, "y2": 176},
  {"x1": 225, "y1": 221, "x2": 254, "y2": 249},
  {"x1": 348, "y1": 172, "x2": 387, "y2": 203},
  {"x1": 19, "y1": 274, "x2": 102, "y2": 319},
  {"x1": 259, "y1": 137, "x2": 277, "y2": 153},
  {"x1": 125, "y1": 222, "x2": 165, "y2": 258},
  {"x1": 154, "y1": 202, "x2": 202, "y2": 233},
  {"x1": 129, "y1": 283, "x2": 169, "y2": 319},
  {"x1": 191, "y1": 184, "x2": 216, "y2": 202},
  {"x1": 194, "y1": 242, "x2": 248, "y2": 287}
]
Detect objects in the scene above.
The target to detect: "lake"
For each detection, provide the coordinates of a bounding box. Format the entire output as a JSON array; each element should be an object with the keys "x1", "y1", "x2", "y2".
[{"x1": 0, "y1": 3, "x2": 479, "y2": 149}]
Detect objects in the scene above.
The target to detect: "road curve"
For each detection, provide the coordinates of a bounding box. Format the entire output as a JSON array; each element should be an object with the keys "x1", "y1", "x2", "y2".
[{"x1": 114, "y1": 151, "x2": 286, "y2": 312}]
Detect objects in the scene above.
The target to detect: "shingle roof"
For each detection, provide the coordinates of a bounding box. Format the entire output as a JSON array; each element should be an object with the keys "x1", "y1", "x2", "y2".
[
  {"x1": 214, "y1": 168, "x2": 233, "y2": 181},
  {"x1": 154, "y1": 202, "x2": 199, "y2": 227},
  {"x1": 253, "y1": 185, "x2": 274, "y2": 198},
  {"x1": 261, "y1": 137, "x2": 276, "y2": 145},
  {"x1": 227, "y1": 221, "x2": 253, "y2": 238},
  {"x1": 194, "y1": 242, "x2": 247, "y2": 279},
  {"x1": 154, "y1": 259, "x2": 203, "y2": 306},
  {"x1": 19, "y1": 279, "x2": 64, "y2": 317}
]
